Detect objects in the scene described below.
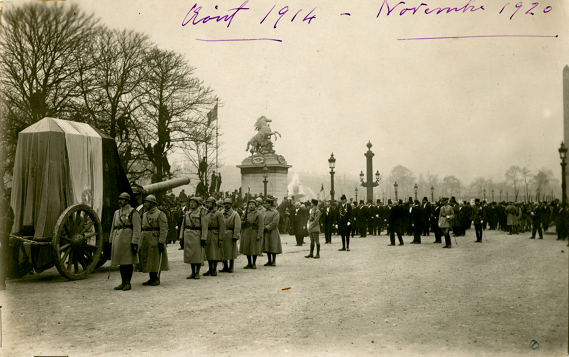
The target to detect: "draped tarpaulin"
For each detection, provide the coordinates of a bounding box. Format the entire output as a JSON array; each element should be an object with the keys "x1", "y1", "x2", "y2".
[{"x1": 10, "y1": 118, "x2": 103, "y2": 238}]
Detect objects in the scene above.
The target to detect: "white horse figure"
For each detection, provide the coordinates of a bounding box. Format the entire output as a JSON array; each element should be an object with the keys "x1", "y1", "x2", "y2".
[{"x1": 246, "y1": 116, "x2": 281, "y2": 154}]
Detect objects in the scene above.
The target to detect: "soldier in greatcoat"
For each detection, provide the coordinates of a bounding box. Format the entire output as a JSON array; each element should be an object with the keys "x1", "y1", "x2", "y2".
[
  {"x1": 109, "y1": 192, "x2": 141, "y2": 291},
  {"x1": 139, "y1": 195, "x2": 169, "y2": 286},
  {"x1": 240, "y1": 199, "x2": 264, "y2": 269},
  {"x1": 262, "y1": 196, "x2": 282, "y2": 266},
  {"x1": 203, "y1": 197, "x2": 226, "y2": 276},
  {"x1": 220, "y1": 198, "x2": 241, "y2": 273},
  {"x1": 180, "y1": 196, "x2": 208, "y2": 279}
]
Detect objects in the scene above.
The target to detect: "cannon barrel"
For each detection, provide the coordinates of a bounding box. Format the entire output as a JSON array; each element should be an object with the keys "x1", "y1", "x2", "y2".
[{"x1": 141, "y1": 177, "x2": 191, "y2": 194}]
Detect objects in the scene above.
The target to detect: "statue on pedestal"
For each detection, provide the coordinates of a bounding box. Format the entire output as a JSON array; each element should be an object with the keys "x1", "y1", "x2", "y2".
[{"x1": 246, "y1": 116, "x2": 281, "y2": 155}]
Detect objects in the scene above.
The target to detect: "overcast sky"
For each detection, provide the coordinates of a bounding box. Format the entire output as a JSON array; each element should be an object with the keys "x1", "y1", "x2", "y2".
[{"x1": 65, "y1": 0, "x2": 569, "y2": 184}]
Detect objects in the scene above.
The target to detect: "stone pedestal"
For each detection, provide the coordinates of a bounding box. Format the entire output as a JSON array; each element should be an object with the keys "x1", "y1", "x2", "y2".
[{"x1": 237, "y1": 154, "x2": 291, "y2": 201}]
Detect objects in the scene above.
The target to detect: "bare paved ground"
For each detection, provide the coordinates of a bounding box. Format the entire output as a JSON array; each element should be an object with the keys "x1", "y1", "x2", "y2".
[{"x1": 0, "y1": 228, "x2": 567, "y2": 357}]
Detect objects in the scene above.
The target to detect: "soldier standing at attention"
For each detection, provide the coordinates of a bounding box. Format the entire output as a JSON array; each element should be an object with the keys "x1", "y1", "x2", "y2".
[
  {"x1": 439, "y1": 197, "x2": 454, "y2": 249},
  {"x1": 240, "y1": 199, "x2": 264, "y2": 269},
  {"x1": 221, "y1": 198, "x2": 241, "y2": 273},
  {"x1": 109, "y1": 193, "x2": 141, "y2": 291},
  {"x1": 263, "y1": 196, "x2": 282, "y2": 266},
  {"x1": 139, "y1": 195, "x2": 169, "y2": 286},
  {"x1": 203, "y1": 197, "x2": 226, "y2": 276},
  {"x1": 181, "y1": 197, "x2": 208, "y2": 279},
  {"x1": 305, "y1": 199, "x2": 322, "y2": 259},
  {"x1": 471, "y1": 198, "x2": 484, "y2": 243}
]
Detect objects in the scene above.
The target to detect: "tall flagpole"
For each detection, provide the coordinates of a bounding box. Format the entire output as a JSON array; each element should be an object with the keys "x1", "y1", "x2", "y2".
[{"x1": 215, "y1": 99, "x2": 219, "y2": 171}]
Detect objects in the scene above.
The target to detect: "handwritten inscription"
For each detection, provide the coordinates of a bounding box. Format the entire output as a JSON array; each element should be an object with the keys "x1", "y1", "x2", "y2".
[
  {"x1": 182, "y1": 1, "x2": 250, "y2": 28},
  {"x1": 377, "y1": 0, "x2": 485, "y2": 16}
]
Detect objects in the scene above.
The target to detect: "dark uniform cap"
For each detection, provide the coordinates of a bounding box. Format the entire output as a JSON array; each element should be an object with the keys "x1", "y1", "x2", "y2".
[
  {"x1": 311, "y1": 199, "x2": 319, "y2": 205},
  {"x1": 118, "y1": 192, "x2": 130, "y2": 200},
  {"x1": 144, "y1": 194, "x2": 157, "y2": 204},
  {"x1": 340, "y1": 194, "x2": 347, "y2": 200}
]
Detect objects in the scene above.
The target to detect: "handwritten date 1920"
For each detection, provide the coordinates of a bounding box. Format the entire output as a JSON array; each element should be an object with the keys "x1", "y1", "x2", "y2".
[{"x1": 499, "y1": 2, "x2": 552, "y2": 20}]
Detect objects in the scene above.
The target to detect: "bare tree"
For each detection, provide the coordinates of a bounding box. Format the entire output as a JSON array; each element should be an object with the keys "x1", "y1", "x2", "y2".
[
  {"x1": 505, "y1": 165, "x2": 522, "y2": 201},
  {"x1": 388, "y1": 165, "x2": 415, "y2": 199},
  {"x1": 520, "y1": 167, "x2": 532, "y2": 201},
  {"x1": 0, "y1": 3, "x2": 100, "y2": 186},
  {"x1": 442, "y1": 176, "x2": 462, "y2": 197}
]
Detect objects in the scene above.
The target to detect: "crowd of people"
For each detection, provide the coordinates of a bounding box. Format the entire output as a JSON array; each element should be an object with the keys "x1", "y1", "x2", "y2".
[{"x1": 105, "y1": 190, "x2": 569, "y2": 290}]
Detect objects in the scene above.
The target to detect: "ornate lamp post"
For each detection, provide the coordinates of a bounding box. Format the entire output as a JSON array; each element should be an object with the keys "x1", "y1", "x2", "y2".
[
  {"x1": 506, "y1": 191, "x2": 509, "y2": 201},
  {"x1": 355, "y1": 187, "x2": 358, "y2": 202},
  {"x1": 536, "y1": 187, "x2": 540, "y2": 202},
  {"x1": 483, "y1": 188, "x2": 486, "y2": 201},
  {"x1": 414, "y1": 184, "x2": 418, "y2": 201},
  {"x1": 328, "y1": 153, "x2": 336, "y2": 201},
  {"x1": 430, "y1": 185, "x2": 434, "y2": 202},
  {"x1": 394, "y1": 182, "x2": 398, "y2": 201},
  {"x1": 559, "y1": 142, "x2": 567, "y2": 205},
  {"x1": 360, "y1": 141, "x2": 379, "y2": 202},
  {"x1": 262, "y1": 164, "x2": 269, "y2": 198},
  {"x1": 499, "y1": 189, "x2": 502, "y2": 201},
  {"x1": 491, "y1": 189, "x2": 494, "y2": 202}
]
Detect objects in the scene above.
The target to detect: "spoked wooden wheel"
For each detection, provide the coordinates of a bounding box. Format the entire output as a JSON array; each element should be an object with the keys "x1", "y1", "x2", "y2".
[{"x1": 52, "y1": 204, "x2": 103, "y2": 280}]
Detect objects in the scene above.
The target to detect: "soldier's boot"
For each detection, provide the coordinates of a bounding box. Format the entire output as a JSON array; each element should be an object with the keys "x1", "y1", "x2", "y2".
[
  {"x1": 194, "y1": 264, "x2": 201, "y2": 279},
  {"x1": 305, "y1": 244, "x2": 314, "y2": 258},
  {"x1": 114, "y1": 265, "x2": 126, "y2": 290},
  {"x1": 187, "y1": 264, "x2": 196, "y2": 279},
  {"x1": 149, "y1": 272, "x2": 160, "y2": 286},
  {"x1": 252, "y1": 255, "x2": 257, "y2": 269},
  {"x1": 314, "y1": 244, "x2": 320, "y2": 259},
  {"x1": 211, "y1": 261, "x2": 218, "y2": 276},
  {"x1": 123, "y1": 265, "x2": 133, "y2": 291},
  {"x1": 271, "y1": 253, "x2": 277, "y2": 266},
  {"x1": 228, "y1": 260, "x2": 234, "y2": 273},
  {"x1": 220, "y1": 261, "x2": 229, "y2": 272},
  {"x1": 203, "y1": 262, "x2": 213, "y2": 276}
]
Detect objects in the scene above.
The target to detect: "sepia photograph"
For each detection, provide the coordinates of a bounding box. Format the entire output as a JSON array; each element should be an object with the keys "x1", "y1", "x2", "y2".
[{"x1": 0, "y1": 0, "x2": 567, "y2": 356}]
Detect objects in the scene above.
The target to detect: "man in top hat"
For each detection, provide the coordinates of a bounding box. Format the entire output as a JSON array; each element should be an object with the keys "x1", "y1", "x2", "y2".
[
  {"x1": 291, "y1": 201, "x2": 308, "y2": 246},
  {"x1": 139, "y1": 194, "x2": 169, "y2": 285},
  {"x1": 336, "y1": 194, "x2": 353, "y2": 251},
  {"x1": 305, "y1": 199, "x2": 322, "y2": 258},
  {"x1": 357, "y1": 200, "x2": 367, "y2": 237},
  {"x1": 471, "y1": 198, "x2": 485, "y2": 242},
  {"x1": 438, "y1": 197, "x2": 454, "y2": 248},
  {"x1": 262, "y1": 196, "x2": 282, "y2": 266},
  {"x1": 411, "y1": 199, "x2": 422, "y2": 244},
  {"x1": 221, "y1": 198, "x2": 241, "y2": 273},
  {"x1": 421, "y1": 197, "x2": 432, "y2": 237},
  {"x1": 109, "y1": 192, "x2": 141, "y2": 291},
  {"x1": 389, "y1": 200, "x2": 406, "y2": 246},
  {"x1": 321, "y1": 200, "x2": 335, "y2": 244}
]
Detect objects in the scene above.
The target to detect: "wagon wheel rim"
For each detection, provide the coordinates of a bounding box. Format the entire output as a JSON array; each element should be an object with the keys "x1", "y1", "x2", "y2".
[{"x1": 53, "y1": 204, "x2": 103, "y2": 280}]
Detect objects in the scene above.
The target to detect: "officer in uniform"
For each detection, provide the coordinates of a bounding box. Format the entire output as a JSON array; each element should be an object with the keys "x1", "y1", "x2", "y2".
[
  {"x1": 263, "y1": 196, "x2": 282, "y2": 266},
  {"x1": 439, "y1": 197, "x2": 454, "y2": 248},
  {"x1": 221, "y1": 198, "x2": 241, "y2": 273},
  {"x1": 109, "y1": 193, "x2": 141, "y2": 291},
  {"x1": 181, "y1": 196, "x2": 208, "y2": 279},
  {"x1": 240, "y1": 199, "x2": 264, "y2": 269},
  {"x1": 139, "y1": 195, "x2": 169, "y2": 286},
  {"x1": 203, "y1": 197, "x2": 226, "y2": 276},
  {"x1": 305, "y1": 199, "x2": 321, "y2": 259}
]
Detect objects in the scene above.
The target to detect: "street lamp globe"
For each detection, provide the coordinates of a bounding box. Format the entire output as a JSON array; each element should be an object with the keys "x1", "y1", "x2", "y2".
[
  {"x1": 263, "y1": 163, "x2": 269, "y2": 179},
  {"x1": 359, "y1": 171, "x2": 364, "y2": 183},
  {"x1": 559, "y1": 141, "x2": 567, "y2": 160},
  {"x1": 375, "y1": 170, "x2": 380, "y2": 183},
  {"x1": 328, "y1": 153, "x2": 336, "y2": 169}
]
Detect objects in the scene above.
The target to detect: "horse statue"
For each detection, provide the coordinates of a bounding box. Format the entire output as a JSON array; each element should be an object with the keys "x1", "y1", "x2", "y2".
[{"x1": 246, "y1": 116, "x2": 281, "y2": 155}]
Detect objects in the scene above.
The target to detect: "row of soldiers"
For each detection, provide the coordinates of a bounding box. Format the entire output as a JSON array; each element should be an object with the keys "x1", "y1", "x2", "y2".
[{"x1": 108, "y1": 193, "x2": 284, "y2": 290}]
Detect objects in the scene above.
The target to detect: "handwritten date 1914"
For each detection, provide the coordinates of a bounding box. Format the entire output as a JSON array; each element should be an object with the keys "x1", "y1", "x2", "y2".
[{"x1": 260, "y1": 6, "x2": 316, "y2": 28}]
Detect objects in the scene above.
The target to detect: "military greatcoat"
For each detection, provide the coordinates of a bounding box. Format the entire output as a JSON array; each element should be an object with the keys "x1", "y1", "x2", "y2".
[
  {"x1": 239, "y1": 208, "x2": 264, "y2": 256},
  {"x1": 110, "y1": 204, "x2": 141, "y2": 266},
  {"x1": 222, "y1": 208, "x2": 241, "y2": 261},
  {"x1": 204, "y1": 208, "x2": 226, "y2": 261},
  {"x1": 263, "y1": 208, "x2": 282, "y2": 254},
  {"x1": 139, "y1": 207, "x2": 169, "y2": 273},
  {"x1": 181, "y1": 206, "x2": 208, "y2": 264}
]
